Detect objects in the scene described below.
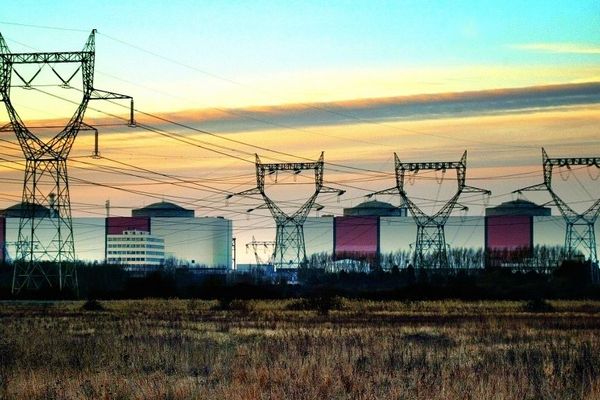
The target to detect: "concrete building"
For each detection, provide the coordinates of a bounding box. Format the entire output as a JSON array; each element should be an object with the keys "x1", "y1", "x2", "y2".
[
  {"x1": 0, "y1": 201, "x2": 233, "y2": 269},
  {"x1": 485, "y1": 200, "x2": 552, "y2": 266},
  {"x1": 1, "y1": 198, "x2": 595, "y2": 271},
  {"x1": 0, "y1": 202, "x2": 52, "y2": 218},
  {"x1": 343, "y1": 200, "x2": 407, "y2": 217},
  {"x1": 300, "y1": 199, "x2": 595, "y2": 269},
  {"x1": 106, "y1": 230, "x2": 165, "y2": 267},
  {"x1": 132, "y1": 201, "x2": 194, "y2": 218},
  {"x1": 335, "y1": 200, "x2": 406, "y2": 263},
  {"x1": 485, "y1": 199, "x2": 551, "y2": 217},
  {"x1": 107, "y1": 202, "x2": 232, "y2": 268}
]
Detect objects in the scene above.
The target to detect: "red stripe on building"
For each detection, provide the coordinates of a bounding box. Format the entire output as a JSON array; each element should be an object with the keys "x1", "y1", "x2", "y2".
[
  {"x1": 334, "y1": 216, "x2": 379, "y2": 262},
  {"x1": 106, "y1": 217, "x2": 151, "y2": 235}
]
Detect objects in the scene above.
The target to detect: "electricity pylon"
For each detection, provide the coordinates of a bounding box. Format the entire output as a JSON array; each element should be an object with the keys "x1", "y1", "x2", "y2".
[
  {"x1": 0, "y1": 30, "x2": 134, "y2": 293},
  {"x1": 228, "y1": 153, "x2": 344, "y2": 270},
  {"x1": 369, "y1": 151, "x2": 490, "y2": 268},
  {"x1": 246, "y1": 236, "x2": 275, "y2": 266},
  {"x1": 515, "y1": 148, "x2": 600, "y2": 265}
]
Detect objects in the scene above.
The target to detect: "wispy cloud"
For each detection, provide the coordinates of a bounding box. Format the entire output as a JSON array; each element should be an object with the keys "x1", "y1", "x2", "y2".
[
  {"x1": 19, "y1": 82, "x2": 600, "y2": 135},
  {"x1": 510, "y1": 43, "x2": 600, "y2": 55},
  {"x1": 150, "y1": 82, "x2": 600, "y2": 133}
]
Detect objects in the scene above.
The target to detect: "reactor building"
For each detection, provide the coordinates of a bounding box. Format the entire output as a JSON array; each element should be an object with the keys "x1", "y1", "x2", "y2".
[
  {"x1": 300, "y1": 199, "x2": 593, "y2": 269},
  {"x1": 0, "y1": 201, "x2": 233, "y2": 269},
  {"x1": 1, "y1": 198, "x2": 595, "y2": 271}
]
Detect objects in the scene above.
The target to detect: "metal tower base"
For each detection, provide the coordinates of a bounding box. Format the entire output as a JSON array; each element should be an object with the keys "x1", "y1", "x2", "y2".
[{"x1": 414, "y1": 225, "x2": 449, "y2": 268}]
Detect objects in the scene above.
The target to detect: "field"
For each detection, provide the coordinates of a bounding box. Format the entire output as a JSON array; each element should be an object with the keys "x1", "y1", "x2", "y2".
[{"x1": 0, "y1": 299, "x2": 599, "y2": 400}]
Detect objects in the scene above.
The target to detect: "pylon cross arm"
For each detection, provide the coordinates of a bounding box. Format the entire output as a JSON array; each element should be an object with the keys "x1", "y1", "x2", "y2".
[
  {"x1": 90, "y1": 89, "x2": 133, "y2": 100},
  {"x1": 399, "y1": 161, "x2": 463, "y2": 172},
  {"x1": 2, "y1": 51, "x2": 92, "y2": 64},
  {"x1": 462, "y1": 185, "x2": 491, "y2": 195},
  {"x1": 513, "y1": 182, "x2": 547, "y2": 194},
  {"x1": 226, "y1": 187, "x2": 262, "y2": 199},
  {"x1": 366, "y1": 186, "x2": 399, "y2": 198},
  {"x1": 546, "y1": 157, "x2": 600, "y2": 167},
  {"x1": 320, "y1": 185, "x2": 345, "y2": 196}
]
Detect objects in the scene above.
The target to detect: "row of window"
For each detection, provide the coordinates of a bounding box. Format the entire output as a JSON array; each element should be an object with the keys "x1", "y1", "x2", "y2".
[
  {"x1": 108, "y1": 257, "x2": 164, "y2": 263},
  {"x1": 107, "y1": 251, "x2": 165, "y2": 256},
  {"x1": 107, "y1": 244, "x2": 165, "y2": 249},
  {"x1": 107, "y1": 237, "x2": 164, "y2": 243}
]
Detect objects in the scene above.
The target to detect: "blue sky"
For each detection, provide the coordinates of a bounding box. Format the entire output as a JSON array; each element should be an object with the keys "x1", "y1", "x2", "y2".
[{"x1": 2, "y1": 1, "x2": 599, "y2": 75}]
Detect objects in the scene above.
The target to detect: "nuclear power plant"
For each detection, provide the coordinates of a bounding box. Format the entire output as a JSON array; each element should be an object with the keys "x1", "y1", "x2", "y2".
[
  {"x1": 299, "y1": 199, "x2": 592, "y2": 270},
  {"x1": 0, "y1": 30, "x2": 598, "y2": 295},
  {"x1": 1, "y1": 197, "x2": 596, "y2": 275},
  {"x1": 1, "y1": 201, "x2": 232, "y2": 270}
]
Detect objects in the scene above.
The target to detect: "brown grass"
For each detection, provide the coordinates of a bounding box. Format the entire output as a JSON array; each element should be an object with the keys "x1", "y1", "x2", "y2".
[{"x1": 0, "y1": 299, "x2": 599, "y2": 399}]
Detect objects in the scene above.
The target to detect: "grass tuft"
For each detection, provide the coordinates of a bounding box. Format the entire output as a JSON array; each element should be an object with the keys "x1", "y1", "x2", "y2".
[
  {"x1": 522, "y1": 298, "x2": 555, "y2": 313},
  {"x1": 80, "y1": 299, "x2": 105, "y2": 312}
]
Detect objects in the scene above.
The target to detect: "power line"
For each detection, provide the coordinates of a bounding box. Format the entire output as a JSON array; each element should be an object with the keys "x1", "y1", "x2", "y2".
[
  {"x1": 93, "y1": 31, "x2": 541, "y2": 151},
  {"x1": 1, "y1": 41, "x2": 556, "y2": 188},
  {"x1": 3, "y1": 30, "x2": 522, "y2": 178},
  {"x1": 0, "y1": 22, "x2": 588, "y2": 165},
  {"x1": 1, "y1": 25, "x2": 596, "y2": 219},
  {"x1": 0, "y1": 21, "x2": 89, "y2": 33}
]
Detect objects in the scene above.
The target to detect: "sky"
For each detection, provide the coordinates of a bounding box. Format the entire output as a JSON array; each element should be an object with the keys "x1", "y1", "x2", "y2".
[{"x1": 0, "y1": 1, "x2": 599, "y2": 262}]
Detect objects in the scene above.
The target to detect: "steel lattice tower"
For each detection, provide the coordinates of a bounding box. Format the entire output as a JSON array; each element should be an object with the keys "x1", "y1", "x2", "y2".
[
  {"x1": 229, "y1": 153, "x2": 344, "y2": 270},
  {"x1": 369, "y1": 151, "x2": 490, "y2": 268},
  {"x1": 0, "y1": 30, "x2": 134, "y2": 293},
  {"x1": 515, "y1": 148, "x2": 600, "y2": 265},
  {"x1": 246, "y1": 236, "x2": 275, "y2": 266}
]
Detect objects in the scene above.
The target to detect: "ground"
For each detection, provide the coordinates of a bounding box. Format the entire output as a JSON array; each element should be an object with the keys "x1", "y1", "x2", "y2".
[{"x1": 0, "y1": 299, "x2": 599, "y2": 399}]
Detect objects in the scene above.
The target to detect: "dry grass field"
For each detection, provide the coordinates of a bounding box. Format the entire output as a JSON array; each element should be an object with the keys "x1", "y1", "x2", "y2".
[{"x1": 0, "y1": 299, "x2": 599, "y2": 400}]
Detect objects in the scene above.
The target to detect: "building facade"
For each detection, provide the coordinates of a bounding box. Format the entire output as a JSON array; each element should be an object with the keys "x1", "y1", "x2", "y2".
[
  {"x1": 106, "y1": 230, "x2": 165, "y2": 267},
  {"x1": 299, "y1": 200, "x2": 595, "y2": 270},
  {"x1": 484, "y1": 199, "x2": 552, "y2": 267},
  {"x1": 1, "y1": 201, "x2": 233, "y2": 269}
]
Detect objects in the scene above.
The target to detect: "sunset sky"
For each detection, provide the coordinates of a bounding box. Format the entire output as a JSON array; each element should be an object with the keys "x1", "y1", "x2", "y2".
[{"x1": 0, "y1": 1, "x2": 598, "y2": 262}]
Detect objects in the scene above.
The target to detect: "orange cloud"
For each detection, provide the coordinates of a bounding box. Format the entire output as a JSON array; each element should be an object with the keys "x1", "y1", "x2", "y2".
[{"x1": 1, "y1": 84, "x2": 598, "y2": 220}]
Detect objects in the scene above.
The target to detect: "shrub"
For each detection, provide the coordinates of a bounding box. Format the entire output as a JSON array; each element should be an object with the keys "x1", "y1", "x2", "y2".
[
  {"x1": 81, "y1": 298, "x2": 105, "y2": 311},
  {"x1": 522, "y1": 298, "x2": 554, "y2": 313},
  {"x1": 286, "y1": 296, "x2": 344, "y2": 315},
  {"x1": 212, "y1": 298, "x2": 253, "y2": 312}
]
